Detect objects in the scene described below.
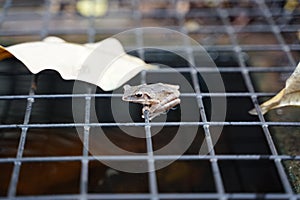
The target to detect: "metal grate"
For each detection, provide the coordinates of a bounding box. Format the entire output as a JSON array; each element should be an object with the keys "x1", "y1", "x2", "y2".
[{"x1": 0, "y1": 0, "x2": 300, "y2": 199}]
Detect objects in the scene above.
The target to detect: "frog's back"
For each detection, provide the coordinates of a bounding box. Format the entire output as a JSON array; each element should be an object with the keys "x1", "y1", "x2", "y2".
[
  {"x1": 152, "y1": 83, "x2": 179, "y2": 90},
  {"x1": 127, "y1": 83, "x2": 180, "y2": 97}
]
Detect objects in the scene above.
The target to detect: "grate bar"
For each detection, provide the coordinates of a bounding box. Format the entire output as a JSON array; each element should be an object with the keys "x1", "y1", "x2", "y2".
[
  {"x1": 254, "y1": 19, "x2": 299, "y2": 184},
  {"x1": 122, "y1": 43, "x2": 300, "y2": 52},
  {"x1": 0, "y1": 0, "x2": 12, "y2": 27},
  {"x1": 144, "y1": 110, "x2": 159, "y2": 200},
  {"x1": 6, "y1": 2, "x2": 52, "y2": 197},
  {"x1": 0, "y1": 154, "x2": 300, "y2": 164},
  {"x1": 1, "y1": 22, "x2": 300, "y2": 36},
  {"x1": 217, "y1": 1, "x2": 295, "y2": 197},
  {"x1": 0, "y1": 65, "x2": 296, "y2": 75},
  {"x1": 79, "y1": 88, "x2": 92, "y2": 200},
  {"x1": 87, "y1": 9, "x2": 96, "y2": 43},
  {"x1": 7, "y1": 77, "x2": 36, "y2": 197},
  {"x1": 40, "y1": 0, "x2": 52, "y2": 39},
  {"x1": 262, "y1": 125, "x2": 296, "y2": 196},
  {"x1": 132, "y1": 21, "x2": 159, "y2": 200},
  {"x1": 0, "y1": 92, "x2": 287, "y2": 100},
  {"x1": 0, "y1": 193, "x2": 299, "y2": 200},
  {"x1": 178, "y1": 15, "x2": 226, "y2": 198},
  {"x1": 1, "y1": 121, "x2": 300, "y2": 129},
  {"x1": 256, "y1": 0, "x2": 297, "y2": 67}
]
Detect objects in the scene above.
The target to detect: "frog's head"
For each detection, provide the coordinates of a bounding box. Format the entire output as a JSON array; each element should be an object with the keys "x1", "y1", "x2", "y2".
[{"x1": 122, "y1": 84, "x2": 157, "y2": 105}]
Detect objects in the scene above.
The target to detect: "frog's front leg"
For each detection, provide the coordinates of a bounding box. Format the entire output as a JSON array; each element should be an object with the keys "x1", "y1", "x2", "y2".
[{"x1": 142, "y1": 106, "x2": 163, "y2": 120}]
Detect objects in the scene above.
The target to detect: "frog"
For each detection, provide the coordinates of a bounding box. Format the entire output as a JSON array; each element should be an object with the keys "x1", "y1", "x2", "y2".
[{"x1": 122, "y1": 83, "x2": 181, "y2": 120}]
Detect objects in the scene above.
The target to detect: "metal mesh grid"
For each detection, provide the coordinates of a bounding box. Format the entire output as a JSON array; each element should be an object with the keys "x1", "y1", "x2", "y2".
[{"x1": 0, "y1": 0, "x2": 300, "y2": 199}]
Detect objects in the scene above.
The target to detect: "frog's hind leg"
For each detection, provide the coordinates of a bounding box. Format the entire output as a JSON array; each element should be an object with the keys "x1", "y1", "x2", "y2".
[
  {"x1": 141, "y1": 98, "x2": 181, "y2": 120},
  {"x1": 150, "y1": 98, "x2": 181, "y2": 116},
  {"x1": 142, "y1": 94, "x2": 181, "y2": 120},
  {"x1": 151, "y1": 93, "x2": 180, "y2": 112}
]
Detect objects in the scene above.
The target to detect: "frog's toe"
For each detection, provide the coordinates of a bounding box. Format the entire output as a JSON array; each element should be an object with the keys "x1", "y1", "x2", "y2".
[
  {"x1": 170, "y1": 105, "x2": 180, "y2": 111},
  {"x1": 143, "y1": 112, "x2": 161, "y2": 120}
]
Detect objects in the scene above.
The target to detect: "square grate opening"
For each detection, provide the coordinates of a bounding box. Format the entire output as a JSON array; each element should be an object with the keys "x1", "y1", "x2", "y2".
[{"x1": 0, "y1": 0, "x2": 300, "y2": 200}]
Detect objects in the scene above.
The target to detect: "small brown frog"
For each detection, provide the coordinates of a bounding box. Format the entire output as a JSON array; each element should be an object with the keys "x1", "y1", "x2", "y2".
[{"x1": 122, "y1": 83, "x2": 181, "y2": 120}]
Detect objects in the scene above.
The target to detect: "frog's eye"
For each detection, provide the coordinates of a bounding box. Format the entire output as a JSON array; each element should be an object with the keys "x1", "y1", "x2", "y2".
[{"x1": 135, "y1": 92, "x2": 143, "y2": 98}]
